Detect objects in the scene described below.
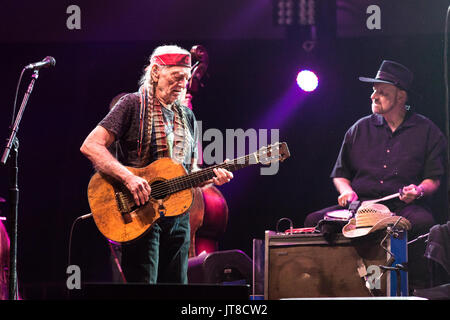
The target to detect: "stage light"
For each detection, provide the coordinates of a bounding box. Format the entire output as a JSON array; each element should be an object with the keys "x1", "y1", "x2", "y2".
[
  {"x1": 296, "y1": 70, "x2": 318, "y2": 92},
  {"x1": 274, "y1": 0, "x2": 316, "y2": 26}
]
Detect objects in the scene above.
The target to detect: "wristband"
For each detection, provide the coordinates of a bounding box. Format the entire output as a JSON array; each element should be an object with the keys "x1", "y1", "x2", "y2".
[{"x1": 416, "y1": 185, "x2": 425, "y2": 200}]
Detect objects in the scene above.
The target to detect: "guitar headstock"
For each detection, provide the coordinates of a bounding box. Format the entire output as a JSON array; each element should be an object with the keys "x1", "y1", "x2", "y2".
[{"x1": 256, "y1": 142, "x2": 290, "y2": 165}]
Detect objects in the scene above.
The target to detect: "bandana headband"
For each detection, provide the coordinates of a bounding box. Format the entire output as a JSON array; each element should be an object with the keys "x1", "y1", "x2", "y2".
[{"x1": 151, "y1": 53, "x2": 191, "y2": 68}]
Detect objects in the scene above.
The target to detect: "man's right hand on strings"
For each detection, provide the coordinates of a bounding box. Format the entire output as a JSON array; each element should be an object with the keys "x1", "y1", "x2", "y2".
[{"x1": 124, "y1": 175, "x2": 152, "y2": 206}]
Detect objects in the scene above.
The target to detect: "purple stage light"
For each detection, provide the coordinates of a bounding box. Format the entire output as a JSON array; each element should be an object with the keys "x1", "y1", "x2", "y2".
[{"x1": 296, "y1": 70, "x2": 318, "y2": 92}]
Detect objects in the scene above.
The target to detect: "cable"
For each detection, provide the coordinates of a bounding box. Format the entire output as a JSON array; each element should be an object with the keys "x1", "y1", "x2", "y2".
[
  {"x1": 276, "y1": 217, "x2": 293, "y2": 234},
  {"x1": 67, "y1": 213, "x2": 92, "y2": 267},
  {"x1": 11, "y1": 68, "x2": 26, "y2": 127},
  {"x1": 107, "y1": 241, "x2": 127, "y2": 283}
]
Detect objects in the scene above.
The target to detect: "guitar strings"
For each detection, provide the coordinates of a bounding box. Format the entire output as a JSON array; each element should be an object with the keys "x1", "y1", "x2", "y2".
[
  {"x1": 148, "y1": 161, "x2": 244, "y2": 199},
  {"x1": 149, "y1": 147, "x2": 279, "y2": 198},
  {"x1": 170, "y1": 145, "x2": 281, "y2": 189},
  {"x1": 120, "y1": 157, "x2": 251, "y2": 207},
  {"x1": 121, "y1": 161, "x2": 240, "y2": 208},
  {"x1": 122, "y1": 147, "x2": 280, "y2": 207},
  {"x1": 150, "y1": 153, "x2": 252, "y2": 195}
]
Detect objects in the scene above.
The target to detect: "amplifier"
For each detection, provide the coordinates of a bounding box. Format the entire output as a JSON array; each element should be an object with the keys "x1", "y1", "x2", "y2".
[{"x1": 264, "y1": 230, "x2": 407, "y2": 299}]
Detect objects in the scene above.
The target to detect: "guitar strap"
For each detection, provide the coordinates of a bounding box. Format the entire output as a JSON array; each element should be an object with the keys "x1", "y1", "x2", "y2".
[{"x1": 137, "y1": 87, "x2": 147, "y2": 158}]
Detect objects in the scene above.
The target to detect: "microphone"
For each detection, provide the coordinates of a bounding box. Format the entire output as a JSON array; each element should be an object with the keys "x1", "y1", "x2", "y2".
[{"x1": 25, "y1": 56, "x2": 56, "y2": 70}]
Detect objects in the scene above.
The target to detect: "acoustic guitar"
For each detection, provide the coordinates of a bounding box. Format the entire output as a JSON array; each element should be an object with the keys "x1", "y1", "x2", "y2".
[{"x1": 87, "y1": 142, "x2": 290, "y2": 243}]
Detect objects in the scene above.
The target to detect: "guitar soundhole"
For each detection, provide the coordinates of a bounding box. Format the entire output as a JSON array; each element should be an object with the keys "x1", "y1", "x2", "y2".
[{"x1": 150, "y1": 180, "x2": 169, "y2": 200}]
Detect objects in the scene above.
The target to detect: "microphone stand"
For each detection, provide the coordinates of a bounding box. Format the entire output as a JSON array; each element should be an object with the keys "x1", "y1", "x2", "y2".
[
  {"x1": 1, "y1": 68, "x2": 40, "y2": 300},
  {"x1": 376, "y1": 219, "x2": 408, "y2": 296}
]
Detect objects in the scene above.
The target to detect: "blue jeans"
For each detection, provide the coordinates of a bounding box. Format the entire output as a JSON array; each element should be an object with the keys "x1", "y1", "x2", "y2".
[{"x1": 121, "y1": 212, "x2": 190, "y2": 284}]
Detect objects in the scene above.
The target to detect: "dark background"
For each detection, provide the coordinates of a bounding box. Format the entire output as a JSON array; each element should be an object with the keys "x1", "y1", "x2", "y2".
[{"x1": 0, "y1": 0, "x2": 448, "y2": 298}]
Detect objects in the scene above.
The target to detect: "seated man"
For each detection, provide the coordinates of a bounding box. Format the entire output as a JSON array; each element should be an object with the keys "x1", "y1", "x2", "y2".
[{"x1": 304, "y1": 60, "x2": 447, "y2": 290}]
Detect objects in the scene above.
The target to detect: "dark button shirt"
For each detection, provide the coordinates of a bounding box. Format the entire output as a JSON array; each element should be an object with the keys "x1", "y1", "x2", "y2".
[{"x1": 331, "y1": 111, "x2": 447, "y2": 201}]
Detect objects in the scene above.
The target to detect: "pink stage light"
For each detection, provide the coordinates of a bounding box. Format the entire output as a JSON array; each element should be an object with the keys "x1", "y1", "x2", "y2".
[{"x1": 296, "y1": 70, "x2": 318, "y2": 92}]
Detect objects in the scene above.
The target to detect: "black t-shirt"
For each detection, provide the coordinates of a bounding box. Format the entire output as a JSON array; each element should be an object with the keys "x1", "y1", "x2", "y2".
[
  {"x1": 331, "y1": 111, "x2": 447, "y2": 201},
  {"x1": 99, "y1": 92, "x2": 198, "y2": 171}
]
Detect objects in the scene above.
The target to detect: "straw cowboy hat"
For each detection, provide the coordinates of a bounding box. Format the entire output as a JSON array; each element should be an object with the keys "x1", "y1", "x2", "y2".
[{"x1": 342, "y1": 203, "x2": 411, "y2": 238}]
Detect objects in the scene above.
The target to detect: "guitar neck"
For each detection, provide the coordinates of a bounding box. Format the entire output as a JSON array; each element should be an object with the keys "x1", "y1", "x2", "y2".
[{"x1": 167, "y1": 154, "x2": 257, "y2": 193}]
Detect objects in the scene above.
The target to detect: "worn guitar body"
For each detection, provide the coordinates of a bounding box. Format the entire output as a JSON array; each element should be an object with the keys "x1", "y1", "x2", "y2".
[{"x1": 88, "y1": 158, "x2": 194, "y2": 244}]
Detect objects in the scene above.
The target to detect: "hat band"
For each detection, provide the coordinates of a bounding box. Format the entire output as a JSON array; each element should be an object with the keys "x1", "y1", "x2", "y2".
[
  {"x1": 375, "y1": 70, "x2": 408, "y2": 90},
  {"x1": 376, "y1": 71, "x2": 399, "y2": 84},
  {"x1": 151, "y1": 53, "x2": 191, "y2": 67},
  {"x1": 355, "y1": 225, "x2": 373, "y2": 229}
]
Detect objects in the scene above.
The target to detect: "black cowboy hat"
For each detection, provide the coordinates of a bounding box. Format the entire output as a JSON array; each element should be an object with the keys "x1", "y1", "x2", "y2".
[{"x1": 359, "y1": 60, "x2": 414, "y2": 93}]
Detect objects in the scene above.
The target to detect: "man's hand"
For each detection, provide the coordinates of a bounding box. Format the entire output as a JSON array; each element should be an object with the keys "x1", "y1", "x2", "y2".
[
  {"x1": 211, "y1": 167, "x2": 233, "y2": 186},
  {"x1": 333, "y1": 177, "x2": 358, "y2": 207},
  {"x1": 196, "y1": 159, "x2": 234, "y2": 187},
  {"x1": 399, "y1": 184, "x2": 422, "y2": 204},
  {"x1": 338, "y1": 190, "x2": 358, "y2": 207},
  {"x1": 124, "y1": 175, "x2": 152, "y2": 206}
]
